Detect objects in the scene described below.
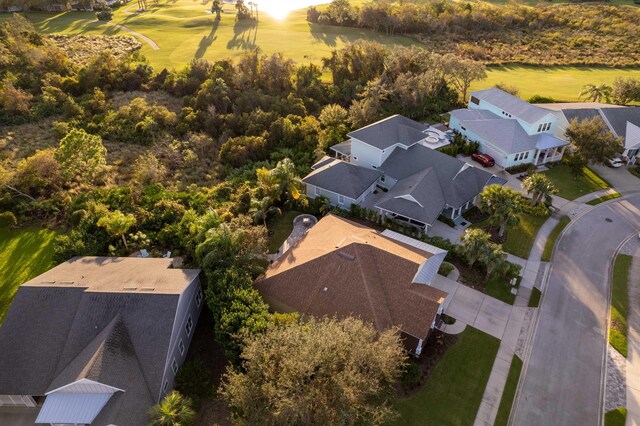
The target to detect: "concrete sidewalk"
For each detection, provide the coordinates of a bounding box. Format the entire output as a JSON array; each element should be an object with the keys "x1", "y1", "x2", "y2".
[
  {"x1": 626, "y1": 245, "x2": 640, "y2": 425},
  {"x1": 474, "y1": 343, "x2": 516, "y2": 426}
]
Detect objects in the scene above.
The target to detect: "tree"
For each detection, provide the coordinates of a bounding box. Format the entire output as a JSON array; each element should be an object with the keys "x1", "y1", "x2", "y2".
[
  {"x1": 220, "y1": 317, "x2": 406, "y2": 426},
  {"x1": 12, "y1": 148, "x2": 61, "y2": 198},
  {"x1": 565, "y1": 117, "x2": 623, "y2": 164},
  {"x1": 317, "y1": 104, "x2": 349, "y2": 151},
  {"x1": 563, "y1": 153, "x2": 586, "y2": 179},
  {"x1": 235, "y1": 0, "x2": 251, "y2": 20},
  {"x1": 256, "y1": 158, "x2": 306, "y2": 209},
  {"x1": 479, "y1": 185, "x2": 522, "y2": 238},
  {"x1": 522, "y1": 173, "x2": 558, "y2": 206},
  {"x1": 445, "y1": 55, "x2": 487, "y2": 102},
  {"x1": 459, "y1": 228, "x2": 492, "y2": 267},
  {"x1": 212, "y1": 0, "x2": 223, "y2": 19},
  {"x1": 97, "y1": 210, "x2": 137, "y2": 250},
  {"x1": 133, "y1": 152, "x2": 167, "y2": 185},
  {"x1": 579, "y1": 83, "x2": 613, "y2": 103},
  {"x1": 612, "y1": 77, "x2": 640, "y2": 105},
  {"x1": 480, "y1": 242, "x2": 508, "y2": 279},
  {"x1": 148, "y1": 391, "x2": 196, "y2": 426},
  {"x1": 54, "y1": 128, "x2": 107, "y2": 184}
]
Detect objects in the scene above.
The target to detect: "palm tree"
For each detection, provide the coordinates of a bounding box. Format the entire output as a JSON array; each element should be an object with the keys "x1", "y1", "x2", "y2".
[
  {"x1": 212, "y1": 0, "x2": 223, "y2": 19},
  {"x1": 459, "y1": 228, "x2": 492, "y2": 268},
  {"x1": 271, "y1": 158, "x2": 305, "y2": 208},
  {"x1": 579, "y1": 83, "x2": 613, "y2": 103},
  {"x1": 148, "y1": 391, "x2": 196, "y2": 426},
  {"x1": 251, "y1": 196, "x2": 281, "y2": 225},
  {"x1": 480, "y1": 243, "x2": 508, "y2": 279},
  {"x1": 479, "y1": 184, "x2": 522, "y2": 238},
  {"x1": 96, "y1": 210, "x2": 136, "y2": 250},
  {"x1": 522, "y1": 173, "x2": 558, "y2": 206}
]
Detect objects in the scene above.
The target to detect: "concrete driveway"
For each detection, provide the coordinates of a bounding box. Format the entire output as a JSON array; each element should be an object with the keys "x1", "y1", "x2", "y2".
[
  {"x1": 591, "y1": 164, "x2": 640, "y2": 195},
  {"x1": 513, "y1": 195, "x2": 640, "y2": 425}
]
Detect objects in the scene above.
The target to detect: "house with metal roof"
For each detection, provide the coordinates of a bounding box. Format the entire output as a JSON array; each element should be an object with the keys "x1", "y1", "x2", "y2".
[
  {"x1": 449, "y1": 88, "x2": 568, "y2": 168},
  {"x1": 0, "y1": 256, "x2": 203, "y2": 426},
  {"x1": 540, "y1": 103, "x2": 640, "y2": 164},
  {"x1": 303, "y1": 115, "x2": 502, "y2": 232},
  {"x1": 256, "y1": 215, "x2": 450, "y2": 356}
]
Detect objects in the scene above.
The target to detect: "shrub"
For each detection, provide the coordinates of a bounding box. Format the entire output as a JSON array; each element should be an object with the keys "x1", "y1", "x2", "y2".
[
  {"x1": 175, "y1": 359, "x2": 215, "y2": 407},
  {"x1": 0, "y1": 211, "x2": 17, "y2": 228},
  {"x1": 96, "y1": 8, "x2": 113, "y2": 21},
  {"x1": 438, "y1": 261, "x2": 455, "y2": 276},
  {"x1": 438, "y1": 214, "x2": 456, "y2": 228},
  {"x1": 401, "y1": 360, "x2": 421, "y2": 385},
  {"x1": 528, "y1": 95, "x2": 556, "y2": 103},
  {"x1": 505, "y1": 163, "x2": 533, "y2": 175}
]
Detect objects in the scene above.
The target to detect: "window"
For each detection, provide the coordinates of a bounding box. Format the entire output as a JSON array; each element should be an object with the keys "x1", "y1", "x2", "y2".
[
  {"x1": 163, "y1": 380, "x2": 168, "y2": 393},
  {"x1": 470, "y1": 96, "x2": 480, "y2": 105},
  {"x1": 381, "y1": 176, "x2": 385, "y2": 182},
  {"x1": 195, "y1": 288, "x2": 202, "y2": 308},
  {"x1": 338, "y1": 195, "x2": 345, "y2": 205},
  {"x1": 537, "y1": 124, "x2": 543, "y2": 132},
  {"x1": 353, "y1": 156, "x2": 358, "y2": 160},
  {"x1": 461, "y1": 126, "x2": 466, "y2": 131},
  {"x1": 179, "y1": 339, "x2": 185, "y2": 355},
  {"x1": 525, "y1": 151, "x2": 529, "y2": 159},
  {"x1": 185, "y1": 316, "x2": 193, "y2": 336},
  {"x1": 315, "y1": 186, "x2": 321, "y2": 196},
  {"x1": 172, "y1": 359, "x2": 178, "y2": 374}
]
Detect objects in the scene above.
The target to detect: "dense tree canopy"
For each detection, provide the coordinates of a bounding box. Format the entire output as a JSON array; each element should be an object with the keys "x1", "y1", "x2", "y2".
[{"x1": 565, "y1": 117, "x2": 623, "y2": 164}]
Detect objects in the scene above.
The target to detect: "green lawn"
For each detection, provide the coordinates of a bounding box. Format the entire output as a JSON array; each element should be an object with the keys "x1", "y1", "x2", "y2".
[
  {"x1": 542, "y1": 165, "x2": 611, "y2": 201},
  {"x1": 605, "y1": 408, "x2": 628, "y2": 426},
  {"x1": 528, "y1": 287, "x2": 542, "y2": 308},
  {"x1": 587, "y1": 191, "x2": 622, "y2": 206},
  {"x1": 610, "y1": 254, "x2": 632, "y2": 357},
  {"x1": 471, "y1": 213, "x2": 547, "y2": 259},
  {"x1": 486, "y1": 275, "x2": 519, "y2": 305},
  {"x1": 395, "y1": 327, "x2": 500, "y2": 426},
  {"x1": 0, "y1": 228, "x2": 56, "y2": 322},
  {"x1": 494, "y1": 355, "x2": 523, "y2": 426},
  {"x1": 541, "y1": 215, "x2": 570, "y2": 262},
  {"x1": 266, "y1": 210, "x2": 302, "y2": 253}
]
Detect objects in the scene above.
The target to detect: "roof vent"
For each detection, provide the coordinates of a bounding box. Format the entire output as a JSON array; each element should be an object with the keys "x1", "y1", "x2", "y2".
[
  {"x1": 338, "y1": 251, "x2": 355, "y2": 261},
  {"x1": 40, "y1": 280, "x2": 56, "y2": 284},
  {"x1": 122, "y1": 286, "x2": 137, "y2": 291},
  {"x1": 140, "y1": 287, "x2": 155, "y2": 292},
  {"x1": 59, "y1": 281, "x2": 75, "y2": 285},
  {"x1": 323, "y1": 287, "x2": 328, "y2": 292}
]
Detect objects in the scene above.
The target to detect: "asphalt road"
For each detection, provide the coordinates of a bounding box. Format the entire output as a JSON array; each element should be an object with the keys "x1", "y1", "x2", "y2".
[{"x1": 513, "y1": 195, "x2": 640, "y2": 425}]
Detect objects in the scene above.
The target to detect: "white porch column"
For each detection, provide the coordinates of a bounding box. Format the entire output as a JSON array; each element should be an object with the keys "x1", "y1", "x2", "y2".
[{"x1": 415, "y1": 338, "x2": 424, "y2": 356}]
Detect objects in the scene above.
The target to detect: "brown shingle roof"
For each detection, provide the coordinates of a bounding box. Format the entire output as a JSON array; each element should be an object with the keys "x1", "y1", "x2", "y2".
[{"x1": 257, "y1": 215, "x2": 447, "y2": 340}]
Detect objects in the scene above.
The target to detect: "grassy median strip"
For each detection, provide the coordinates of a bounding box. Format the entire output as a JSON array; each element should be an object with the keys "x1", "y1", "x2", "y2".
[
  {"x1": 395, "y1": 328, "x2": 500, "y2": 425},
  {"x1": 610, "y1": 254, "x2": 632, "y2": 357},
  {"x1": 586, "y1": 191, "x2": 621, "y2": 206},
  {"x1": 541, "y1": 216, "x2": 570, "y2": 262},
  {"x1": 528, "y1": 287, "x2": 542, "y2": 308},
  {"x1": 494, "y1": 355, "x2": 523, "y2": 426},
  {"x1": 604, "y1": 408, "x2": 627, "y2": 426}
]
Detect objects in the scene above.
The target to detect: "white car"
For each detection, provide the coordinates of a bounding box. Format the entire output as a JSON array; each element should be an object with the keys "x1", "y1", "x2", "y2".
[{"x1": 609, "y1": 158, "x2": 623, "y2": 168}]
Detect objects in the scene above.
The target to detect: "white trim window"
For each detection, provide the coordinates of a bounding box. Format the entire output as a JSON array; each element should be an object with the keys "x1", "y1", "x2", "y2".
[
  {"x1": 179, "y1": 339, "x2": 185, "y2": 355},
  {"x1": 163, "y1": 380, "x2": 169, "y2": 393},
  {"x1": 195, "y1": 288, "x2": 203, "y2": 308},
  {"x1": 172, "y1": 359, "x2": 178, "y2": 374},
  {"x1": 185, "y1": 316, "x2": 193, "y2": 336},
  {"x1": 315, "y1": 186, "x2": 321, "y2": 196}
]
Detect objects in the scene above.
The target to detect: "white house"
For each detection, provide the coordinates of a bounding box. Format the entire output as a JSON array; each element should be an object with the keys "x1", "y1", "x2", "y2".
[{"x1": 449, "y1": 88, "x2": 568, "y2": 168}]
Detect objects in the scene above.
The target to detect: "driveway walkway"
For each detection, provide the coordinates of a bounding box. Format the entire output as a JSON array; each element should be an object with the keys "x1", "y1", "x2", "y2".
[{"x1": 513, "y1": 195, "x2": 640, "y2": 425}]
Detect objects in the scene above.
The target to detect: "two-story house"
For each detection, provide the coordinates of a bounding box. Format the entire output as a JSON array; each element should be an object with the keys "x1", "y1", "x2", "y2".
[
  {"x1": 0, "y1": 256, "x2": 203, "y2": 426},
  {"x1": 449, "y1": 88, "x2": 568, "y2": 168},
  {"x1": 303, "y1": 115, "x2": 504, "y2": 233}
]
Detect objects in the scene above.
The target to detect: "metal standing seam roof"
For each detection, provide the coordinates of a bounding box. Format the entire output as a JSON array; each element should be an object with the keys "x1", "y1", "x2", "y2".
[
  {"x1": 347, "y1": 114, "x2": 429, "y2": 150},
  {"x1": 470, "y1": 88, "x2": 552, "y2": 124},
  {"x1": 35, "y1": 391, "x2": 114, "y2": 424}
]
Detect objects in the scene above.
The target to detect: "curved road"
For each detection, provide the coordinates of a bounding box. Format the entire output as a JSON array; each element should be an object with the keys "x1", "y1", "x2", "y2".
[{"x1": 513, "y1": 194, "x2": 640, "y2": 425}]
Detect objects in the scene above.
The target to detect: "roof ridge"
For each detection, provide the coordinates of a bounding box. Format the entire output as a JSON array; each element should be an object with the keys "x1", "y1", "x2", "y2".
[{"x1": 352, "y1": 244, "x2": 394, "y2": 331}]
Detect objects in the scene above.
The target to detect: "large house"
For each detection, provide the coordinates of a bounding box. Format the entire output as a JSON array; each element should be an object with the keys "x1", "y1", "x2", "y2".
[
  {"x1": 256, "y1": 215, "x2": 450, "y2": 355},
  {"x1": 449, "y1": 88, "x2": 568, "y2": 168},
  {"x1": 303, "y1": 115, "x2": 503, "y2": 232},
  {"x1": 539, "y1": 102, "x2": 640, "y2": 164},
  {"x1": 0, "y1": 257, "x2": 203, "y2": 426}
]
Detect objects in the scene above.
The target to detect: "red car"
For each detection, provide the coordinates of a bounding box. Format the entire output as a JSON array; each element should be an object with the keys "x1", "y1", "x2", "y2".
[{"x1": 471, "y1": 152, "x2": 495, "y2": 167}]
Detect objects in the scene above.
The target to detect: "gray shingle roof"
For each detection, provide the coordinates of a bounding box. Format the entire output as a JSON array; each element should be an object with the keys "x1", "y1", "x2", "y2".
[
  {"x1": 561, "y1": 108, "x2": 601, "y2": 125},
  {"x1": 0, "y1": 257, "x2": 198, "y2": 425},
  {"x1": 471, "y1": 88, "x2": 552, "y2": 124},
  {"x1": 599, "y1": 107, "x2": 640, "y2": 138},
  {"x1": 330, "y1": 140, "x2": 352, "y2": 157},
  {"x1": 303, "y1": 158, "x2": 382, "y2": 199},
  {"x1": 348, "y1": 115, "x2": 429, "y2": 150}
]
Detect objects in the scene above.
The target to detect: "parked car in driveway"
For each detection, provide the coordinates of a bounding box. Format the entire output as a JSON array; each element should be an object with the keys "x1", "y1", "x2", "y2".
[
  {"x1": 608, "y1": 158, "x2": 623, "y2": 168},
  {"x1": 471, "y1": 152, "x2": 495, "y2": 167}
]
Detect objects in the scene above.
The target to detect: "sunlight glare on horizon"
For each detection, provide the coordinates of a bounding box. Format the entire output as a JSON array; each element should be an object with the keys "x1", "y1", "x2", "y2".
[{"x1": 253, "y1": 0, "x2": 328, "y2": 20}]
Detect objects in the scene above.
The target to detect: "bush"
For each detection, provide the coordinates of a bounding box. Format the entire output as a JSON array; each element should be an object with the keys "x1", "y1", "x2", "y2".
[
  {"x1": 505, "y1": 163, "x2": 533, "y2": 175},
  {"x1": 528, "y1": 95, "x2": 556, "y2": 103},
  {"x1": 438, "y1": 214, "x2": 456, "y2": 228},
  {"x1": 401, "y1": 360, "x2": 421, "y2": 385},
  {"x1": 438, "y1": 144, "x2": 459, "y2": 157},
  {"x1": 0, "y1": 211, "x2": 17, "y2": 228},
  {"x1": 438, "y1": 261, "x2": 455, "y2": 276},
  {"x1": 175, "y1": 359, "x2": 215, "y2": 407},
  {"x1": 96, "y1": 8, "x2": 113, "y2": 21}
]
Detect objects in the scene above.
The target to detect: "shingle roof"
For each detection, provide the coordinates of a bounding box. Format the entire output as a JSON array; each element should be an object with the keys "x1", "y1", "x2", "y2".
[
  {"x1": 330, "y1": 140, "x2": 352, "y2": 157},
  {"x1": 599, "y1": 107, "x2": 640, "y2": 138},
  {"x1": 256, "y1": 215, "x2": 447, "y2": 341},
  {"x1": 378, "y1": 144, "x2": 495, "y2": 209},
  {"x1": 470, "y1": 88, "x2": 551, "y2": 124},
  {"x1": 348, "y1": 115, "x2": 429, "y2": 150},
  {"x1": 303, "y1": 158, "x2": 381, "y2": 199},
  {"x1": 561, "y1": 108, "x2": 601, "y2": 125},
  {"x1": 0, "y1": 257, "x2": 199, "y2": 425}
]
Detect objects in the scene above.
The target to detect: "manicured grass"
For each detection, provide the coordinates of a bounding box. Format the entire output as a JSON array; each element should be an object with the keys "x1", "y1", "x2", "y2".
[
  {"x1": 474, "y1": 65, "x2": 640, "y2": 102},
  {"x1": 541, "y1": 215, "x2": 570, "y2": 262},
  {"x1": 266, "y1": 210, "x2": 302, "y2": 253},
  {"x1": 587, "y1": 191, "x2": 622, "y2": 206},
  {"x1": 501, "y1": 213, "x2": 548, "y2": 259},
  {"x1": 528, "y1": 287, "x2": 542, "y2": 308},
  {"x1": 610, "y1": 254, "x2": 632, "y2": 357},
  {"x1": 542, "y1": 165, "x2": 610, "y2": 201},
  {"x1": 0, "y1": 228, "x2": 56, "y2": 322},
  {"x1": 494, "y1": 355, "x2": 523, "y2": 426},
  {"x1": 486, "y1": 275, "x2": 519, "y2": 305},
  {"x1": 394, "y1": 327, "x2": 500, "y2": 426},
  {"x1": 604, "y1": 408, "x2": 628, "y2": 426}
]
